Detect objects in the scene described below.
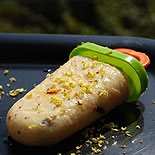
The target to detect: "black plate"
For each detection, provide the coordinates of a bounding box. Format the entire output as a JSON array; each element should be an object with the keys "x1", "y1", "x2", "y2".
[{"x1": 0, "y1": 34, "x2": 155, "y2": 155}]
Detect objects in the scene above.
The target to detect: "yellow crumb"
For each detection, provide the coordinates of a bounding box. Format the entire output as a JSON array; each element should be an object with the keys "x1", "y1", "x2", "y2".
[
  {"x1": 121, "y1": 127, "x2": 127, "y2": 131},
  {"x1": 7, "y1": 84, "x2": 11, "y2": 87},
  {"x1": 9, "y1": 77, "x2": 16, "y2": 82},
  {"x1": 0, "y1": 85, "x2": 3, "y2": 91},
  {"x1": 91, "y1": 147, "x2": 102, "y2": 154},
  {"x1": 121, "y1": 145, "x2": 126, "y2": 148},
  {"x1": 136, "y1": 125, "x2": 141, "y2": 129},
  {"x1": 4, "y1": 70, "x2": 9, "y2": 75},
  {"x1": 26, "y1": 93, "x2": 32, "y2": 99},
  {"x1": 28, "y1": 125, "x2": 37, "y2": 129}
]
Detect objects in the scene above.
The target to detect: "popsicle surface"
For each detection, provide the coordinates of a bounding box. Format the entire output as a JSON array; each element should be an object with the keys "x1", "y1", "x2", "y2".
[{"x1": 6, "y1": 43, "x2": 148, "y2": 146}]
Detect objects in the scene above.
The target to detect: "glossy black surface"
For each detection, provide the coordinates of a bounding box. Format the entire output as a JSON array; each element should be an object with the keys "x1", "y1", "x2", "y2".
[{"x1": 0, "y1": 34, "x2": 155, "y2": 155}]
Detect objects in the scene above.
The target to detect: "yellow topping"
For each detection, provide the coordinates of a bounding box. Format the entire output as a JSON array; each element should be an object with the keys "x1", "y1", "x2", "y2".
[
  {"x1": 125, "y1": 131, "x2": 132, "y2": 137},
  {"x1": 99, "y1": 134, "x2": 106, "y2": 139},
  {"x1": 65, "y1": 71, "x2": 73, "y2": 77},
  {"x1": 7, "y1": 84, "x2": 11, "y2": 87},
  {"x1": 0, "y1": 85, "x2": 3, "y2": 90},
  {"x1": 9, "y1": 77, "x2": 16, "y2": 82},
  {"x1": 81, "y1": 83, "x2": 93, "y2": 94},
  {"x1": 59, "y1": 109, "x2": 66, "y2": 115},
  {"x1": 98, "y1": 143, "x2": 102, "y2": 147},
  {"x1": 91, "y1": 147, "x2": 101, "y2": 154},
  {"x1": 53, "y1": 77, "x2": 59, "y2": 82},
  {"x1": 6, "y1": 93, "x2": 9, "y2": 97},
  {"x1": 92, "y1": 138, "x2": 98, "y2": 143},
  {"x1": 82, "y1": 61, "x2": 89, "y2": 70},
  {"x1": 45, "y1": 115, "x2": 57, "y2": 124},
  {"x1": 91, "y1": 61, "x2": 98, "y2": 68},
  {"x1": 93, "y1": 79, "x2": 99, "y2": 87},
  {"x1": 76, "y1": 145, "x2": 82, "y2": 149},
  {"x1": 136, "y1": 125, "x2": 141, "y2": 129},
  {"x1": 121, "y1": 145, "x2": 126, "y2": 148},
  {"x1": 1, "y1": 91, "x2": 4, "y2": 95},
  {"x1": 101, "y1": 71, "x2": 106, "y2": 78},
  {"x1": 46, "y1": 73, "x2": 51, "y2": 78},
  {"x1": 121, "y1": 127, "x2": 127, "y2": 131},
  {"x1": 99, "y1": 89, "x2": 108, "y2": 96},
  {"x1": 51, "y1": 83, "x2": 56, "y2": 89},
  {"x1": 26, "y1": 93, "x2": 32, "y2": 99},
  {"x1": 85, "y1": 70, "x2": 96, "y2": 78},
  {"x1": 54, "y1": 103, "x2": 62, "y2": 109},
  {"x1": 61, "y1": 82, "x2": 70, "y2": 89},
  {"x1": 59, "y1": 77, "x2": 66, "y2": 84},
  {"x1": 4, "y1": 70, "x2": 9, "y2": 75},
  {"x1": 28, "y1": 125, "x2": 37, "y2": 129},
  {"x1": 51, "y1": 95, "x2": 62, "y2": 103},
  {"x1": 9, "y1": 88, "x2": 26, "y2": 97},
  {"x1": 111, "y1": 128, "x2": 119, "y2": 132}
]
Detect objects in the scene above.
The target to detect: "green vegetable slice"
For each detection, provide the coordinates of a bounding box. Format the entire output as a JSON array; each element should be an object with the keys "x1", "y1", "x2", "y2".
[{"x1": 69, "y1": 42, "x2": 148, "y2": 102}]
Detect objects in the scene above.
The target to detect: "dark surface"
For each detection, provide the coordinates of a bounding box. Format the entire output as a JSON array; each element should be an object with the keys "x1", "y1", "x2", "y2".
[{"x1": 0, "y1": 34, "x2": 155, "y2": 155}]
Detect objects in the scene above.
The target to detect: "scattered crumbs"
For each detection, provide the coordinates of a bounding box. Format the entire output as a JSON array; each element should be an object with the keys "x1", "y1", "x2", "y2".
[
  {"x1": 9, "y1": 77, "x2": 16, "y2": 82},
  {"x1": 76, "y1": 150, "x2": 81, "y2": 154},
  {"x1": 76, "y1": 145, "x2": 82, "y2": 150},
  {"x1": 111, "y1": 128, "x2": 119, "y2": 132},
  {"x1": 7, "y1": 83, "x2": 11, "y2": 87},
  {"x1": 125, "y1": 131, "x2": 132, "y2": 137},
  {"x1": 46, "y1": 73, "x2": 51, "y2": 78},
  {"x1": 91, "y1": 147, "x2": 102, "y2": 154},
  {"x1": 152, "y1": 118, "x2": 154, "y2": 121},
  {"x1": 4, "y1": 70, "x2": 9, "y2": 75},
  {"x1": 0, "y1": 96, "x2": 1, "y2": 102},
  {"x1": 34, "y1": 84, "x2": 36, "y2": 87},
  {"x1": 1, "y1": 91, "x2": 5, "y2": 95},
  {"x1": 121, "y1": 127, "x2": 127, "y2": 131},
  {"x1": 105, "y1": 141, "x2": 109, "y2": 145},
  {"x1": 92, "y1": 137, "x2": 98, "y2": 143},
  {"x1": 140, "y1": 140, "x2": 143, "y2": 144},
  {"x1": 0, "y1": 116, "x2": 2, "y2": 120},
  {"x1": 70, "y1": 153, "x2": 76, "y2": 155},
  {"x1": 98, "y1": 143, "x2": 102, "y2": 147},
  {"x1": 9, "y1": 88, "x2": 26, "y2": 97},
  {"x1": 0, "y1": 85, "x2": 3, "y2": 90},
  {"x1": 121, "y1": 145, "x2": 126, "y2": 148},
  {"x1": 123, "y1": 152, "x2": 126, "y2": 155},
  {"x1": 153, "y1": 101, "x2": 155, "y2": 104},
  {"x1": 136, "y1": 125, "x2": 141, "y2": 129},
  {"x1": 57, "y1": 153, "x2": 61, "y2": 155},
  {"x1": 85, "y1": 140, "x2": 92, "y2": 146},
  {"x1": 111, "y1": 136, "x2": 115, "y2": 139}
]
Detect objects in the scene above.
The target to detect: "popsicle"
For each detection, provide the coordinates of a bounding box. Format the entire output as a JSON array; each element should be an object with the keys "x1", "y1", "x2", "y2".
[{"x1": 6, "y1": 42, "x2": 148, "y2": 146}]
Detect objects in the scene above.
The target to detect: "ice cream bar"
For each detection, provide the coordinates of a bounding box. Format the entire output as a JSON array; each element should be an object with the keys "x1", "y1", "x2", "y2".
[{"x1": 6, "y1": 43, "x2": 148, "y2": 146}]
